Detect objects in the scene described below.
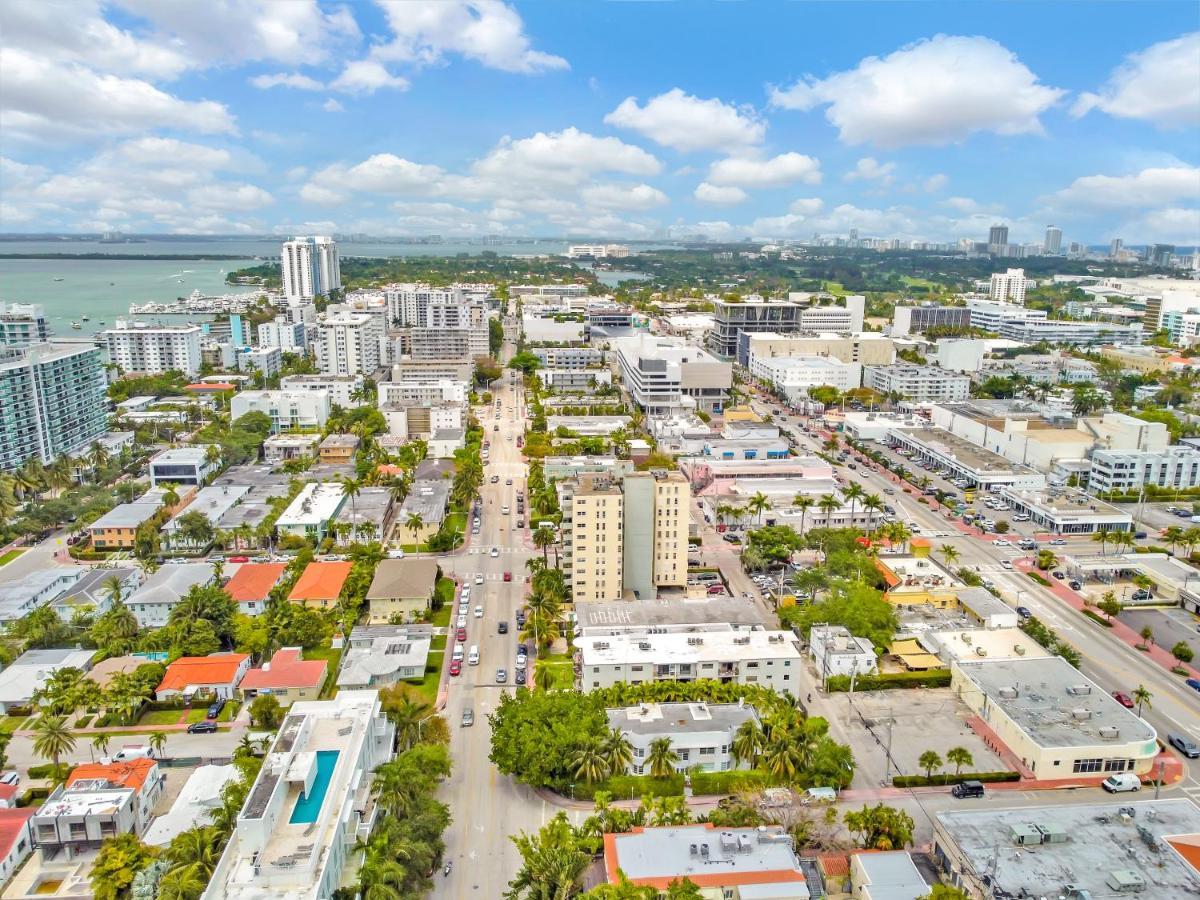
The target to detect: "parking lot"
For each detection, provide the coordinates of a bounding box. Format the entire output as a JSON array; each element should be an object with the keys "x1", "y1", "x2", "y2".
[
  {"x1": 822, "y1": 688, "x2": 1007, "y2": 788},
  {"x1": 1118, "y1": 606, "x2": 1200, "y2": 659}
]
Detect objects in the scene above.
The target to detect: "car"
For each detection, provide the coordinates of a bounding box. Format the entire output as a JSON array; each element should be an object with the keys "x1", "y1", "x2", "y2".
[
  {"x1": 722, "y1": 533, "x2": 741, "y2": 544},
  {"x1": 1016, "y1": 606, "x2": 1032, "y2": 619},
  {"x1": 498, "y1": 621, "x2": 509, "y2": 634},
  {"x1": 502, "y1": 505, "x2": 510, "y2": 514},
  {"x1": 0, "y1": 772, "x2": 17, "y2": 786},
  {"x1": 515, "y1": 669, "x2": 527, "y2": 685},
  {"x1": 707, "y1": 585, "x2": 725, "y2": 595},
  {"x1": 506, "y1": 478, "x2": 513, "y2": 485},
  {"x1": 1131, "y1": 589, "x2": 1152, "y2": 601},
  {"x1": 490, "y1": 547, "x2": 499, "y2": 557},
  {"x1": 516, "y1": 610, "x2": 526, "y2": 627},
  {"x1": 1069, "y1": 580, "x2": 1082, "y2": 590},
  {"x1": 515, "y1": 651, "x2": 528, "y2": 666},
  {"x1": 884, "y1": 488, "x2": 895, "y2": 495},
  {"x1": 456, "y1": 615, "x2": 467, "y2": 628},
  {"x1": 461, "y1": 707, "x2": 474, "y2": 727},
  {"x1": 951, "y1": 780, "x2": 985, "y2": 799},
  {"x1": 188, "y1": 721, "x2": 218, "y2": 734},
  {"x1": 1168, "y1": 734, "x2": 1200, "y2": 758},
  {"x1": 992, "y1": 539, "x2": 1011, "y2": 546},
  {"x1": 493, "y1": 424, "x2": 499, "y2": 431},
  {"x1": 1000, "y1": 560, "x2": 1013, "y2": 570},
  {"x1": 496, "y1": 667, "x2": 508, "y2": 683},
  {"x1": 503, "y1": 571, "x2": 512, "y2": 582},
  {"x1": 491, "y1": 475, "x2": 500, "y2": 483},
  {"x1": 1052, "y1": 570, "x2": 1065, "y2": 580},
  {"x1": 1186, "y1": 678, "x2": 1200, "y2": 693},
  {"x1": 206, "y1": 699, "x2": 226, "y2": 720},
  {"x1": 449, "y1": 659, "x2": 462, "y2": 676},
  {"x1": 1050, "y1": 538, "x2": 1066, "y2": 546},
  {"x1": 387, "y1": 548, "x2": 407, "y2": 559},
  {"x1": 1101, "y1": 773, "x2": 1141, "y2": 793},
  {"x1": 474, "y1": 605, "x2": 483, "y2": 618},
  {"x1": 475, "y1": 574, "x2": 484, "y2": 585},
  {"x1": 228, "y1": 555, "x2": 250, "y2": 563},
  {"x1": 516, "y1": 520, "x2": 525, "y2": 528},
  {"x1": 1112, "y1": 690, "x2": 1135, "y2": 708}
]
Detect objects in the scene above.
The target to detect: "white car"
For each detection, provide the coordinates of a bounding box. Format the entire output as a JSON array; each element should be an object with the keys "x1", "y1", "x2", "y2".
[
  {"x1": 515, "y1": 653, "x2": 527, "y2": 669},
  {"x1": 475, "y1": 574, "x2": 484, "y2": 585},
  {"x1": 474, "y1": 605, "x2": 484, "y2": 618},
  {"x1": 456, "y1": 615, "x2": 467, "y2": 628},
  {"x1": 490, "y1": 547, "x2": 499, "y2": 557},
  {"x1": 1050, "y1": 539, "x2": 1066, "y2": 546},
  {"x1": 992, "y1": 539, "x2": 1011, "y2": 546},
  {"x1": 1000, "y1": 560, "x2": 1013, "y2": 570}
]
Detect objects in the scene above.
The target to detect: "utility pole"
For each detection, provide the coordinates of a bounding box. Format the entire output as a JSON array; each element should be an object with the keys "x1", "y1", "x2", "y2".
[
  {"x1": 1154, "y1": 759, "x2": 1165, "y2": 800},
  {"x1": 884, "y1": 714, "x2": 895, "y2": 783}
]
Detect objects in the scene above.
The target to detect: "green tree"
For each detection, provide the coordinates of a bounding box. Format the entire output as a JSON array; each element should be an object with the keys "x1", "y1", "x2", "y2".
[
  {"x1": 148, "y1": 731, "x2": 168, "y2": 758},
  {"x1": 91, "y1": 834, "x2": 158, "y2": 900},
  {"x1": 32, "y1": 714, "x2": 76, "y2": 773},
  {"x1": 844, "y1": 803, "x2": 915, "y2": 850},
  {"x1": 946, "y1": 746, "x2": 973, "y2": 777},
  {"x1": 918, "y1": 887, "x2": 972, "y2": 900},
  {"x1": 1098, "y1": 591, "x2": 1123, "y2": 622},
  {"x1": 646, "y1": 737, "x2": 679, "y2": 779},
  {"x1": 1172, "y1": 641, "x2": 1194, "y2": 667},
  {"x1": 601, "y1": 729, "x2": 634, "y2": 775},
  {"x1": 1132, "y1": 684, "x2": 1153, "y2": 718},
  {"x1": 918, "y1": 750, "x2": 943, "y2": 779},
  {"x1": 571, "y1": 737, "x2": 610, "y2": 784},
  {"x1": 249, "y1": 694, "x2": 283, "y2": 728},
  {"x1": 506, "y1": 813, "x2": 589, "y2": 900},
  {"x1": 731, "y1": 719, "x2": 765, "y2": 767},
  {"x1": 748, "y1": 491, "x2": 770, "y2": 525}
]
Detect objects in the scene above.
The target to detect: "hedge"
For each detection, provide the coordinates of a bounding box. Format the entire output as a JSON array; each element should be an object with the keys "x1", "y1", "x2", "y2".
[
  {"x1": 1026, "y1": 572, "x2": 1052, "y2": 586},
  {"x1": 825, "y1": 669, "x2": 951, "y2": 692},
  {"x1": 573, "y1": 774, "x2": 683, "y2": 801},
  {"x1": 892, "y1": 770, "x2": 1020, "y2": 788},
  {"x1": 1082, "y1": 609, "x2": 1114, "y2": 628},
  {"x1": 690, "y1": 769, "x2": 774, "y2": 796},
  {"x1": 17, "y1": 787, "x2": 51, "y2": 808}
]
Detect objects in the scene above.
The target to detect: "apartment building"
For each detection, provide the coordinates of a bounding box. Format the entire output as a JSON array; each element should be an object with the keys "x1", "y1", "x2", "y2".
[
  {"x1": 577, "y1": 630, "x2": 802, "y2": 695},
  {"x1": 531, "y1": 346, "x2": 604, "y2": 369},
  {"x1": 317, "y1": 312, "x2": 383, "y2": 376},
  {"x1": 408, "y1": 327, "x2": 488, "y2": 361},
  {"x1": 30, "y1": 759, "x2": 163, "y2": 854},
  {"x1": 559, "y1": 474, "x2": 624, "y2": 603},
  {"x1": 743, "y1": 332, "x2": 896, "y2": 368},
  {"x1": 614, "y1": 334, "x2": 732, "y2": 415},
  {"x1": 230, "y1": 390, "x2": 331, "y2": 434},
  {"x1": 281, "y1": 236, "x2": 340, "y2": 301},
  {"x1": 148, "y1": 447, "x2": 217, "y2": 487},
  {"x1": 748, "y1": 355, "x2": 862, "y2": 399},
  {"x1": 606, "y1": 702, "x2": 761, "y2": 774},
  {"x1": 235, "y1": 346, "x2": 282, "y2": 377},
  {"x1": 566, "y1": 244, "x2": 629, "y2": 258},
  {"x1": 966, "y1": 301, "x2": 1142, "y2": 346},
  {"x1": 0, "y1": 343, "x2": 108, "y2": 472},
  {"x1": 1088, "y1": 444, "x2": 1200, "y2": 493},
  {"x1": 989, "y1": 268, "x2": 1028, "y2": 305},
  {"x1": 864, "y1": 364, "x2": 972, "y2": 401},
  {"x1": 275, "y1": 482, "x2": 345, "y2": 543},
  {"x1": 379, "y1": 379, "x2": 466, "y2": 405},
  {"x1": 380, "y1": 402, "x2": 463, "y2": 440},
  {"x1": 891, "y1": 304, "x2": 972, "y2": 337},
  {"x1": 279, "y1": 374, "x2": 365, "y2": 408},
  {"x1": 257, "y1": 317, "x2": 307, "y2": 352},
  {"x1": 382, "y1": 284, "x2": 485, "y2": 326},
  {"x1": 0, "y1": 303, "x2": 50, "y2": 345},
  {"x1": 103, "y1": 320, "x2": 203, "y2": 376},
  {"x1": 708, "y1": 296, "x2": 865, "y2": 362}
]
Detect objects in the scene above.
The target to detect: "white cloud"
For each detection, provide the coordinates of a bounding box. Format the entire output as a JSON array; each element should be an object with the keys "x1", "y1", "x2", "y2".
[
  {"x1": 605, "y1": 88, "x2": 765, "y2": 152},
  {"x1": 1073, "y1": 32, "x2": 1200, "y2": 127},
  {"x1": 250, "y1": 72, "x2": 324, "y2": 90},
  {"x1": 187, "y1": 183, "x2": 274, "y2": 211},
  {"x1": 1046, "y1": 166, "x2": 1200, "y2": 211},
  {"x1": 467, "y1": 127, "x2": 661, "y2": 189},
  {"x1": 371, "y1": 0, "x2": 567, "y2": 73},
  {"x1": 1, "y1": 47, "x2": 235, "y2": 140},
  {"x1": 770, "y1": 34, "x2": 1065, "y2": 147},
  {"x1": 330, "y1": 59, "x2": 410, "y2": 94},
  {"x1": 694, "y1": 183, "x2": 748, "y2": 205},
  {"x1": 706, "y1": 153, "x2": 821, "y2": 187},
  {"x1": 1120, "y1": 207, "x2": 1200, "y2": 245},
  {"x1": 844, "y1": 157, "x2": 896, "y2": 184},
  {"x1": 788, "y1": 198, "x2": 824, "y2": 215},
  {"x1": 923, "y1": 174, "x2": 948, "y2": 193},
  {"x1": 303, "y1": 154, "x2": 448, "y2": 204},
  {"x1": 322, "y1": 98, "x2": 345, "y2": 113},
  {"x1": 942, "y1": 196, "x2": 990, "y2": 214},
  {"x1": 581, "y1": 183, "x2": 669, "y2": 211}
]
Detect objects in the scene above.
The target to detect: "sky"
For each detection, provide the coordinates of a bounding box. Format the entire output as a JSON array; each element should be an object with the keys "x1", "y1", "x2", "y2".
[{"x1": 1, "y1": 0, "x2": 1198, "y2": 246}]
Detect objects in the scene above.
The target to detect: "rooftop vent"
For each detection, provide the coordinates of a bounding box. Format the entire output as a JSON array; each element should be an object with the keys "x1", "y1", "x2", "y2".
[
  {"x1": 1066, "y1": 684, "x2": 1092, "y2": 696},
  {"x1": 1071, "y1": 708, "x2": 1093, "y2": 720},
  {"x1": 998, "y1": 686, "x2": 1019, "y2": 699},
  {"x1": 1098, "y1": 725, "x2": 1121, "y2": 740}
]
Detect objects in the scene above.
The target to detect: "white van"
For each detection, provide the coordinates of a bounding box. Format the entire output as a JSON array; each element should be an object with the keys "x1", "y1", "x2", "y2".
[
  {"x1": 452, "y1": 642, "x2": 465, "y2": 661},
  {"x1": 468, "y1": 645, "x2": 480, "y2": 666},
  {"x1": 1102, "y1": 772, "x2": 1141, "y2": 793},
  {"x1": 113, "y1": 745, "x2": 155, "y2": 761}
]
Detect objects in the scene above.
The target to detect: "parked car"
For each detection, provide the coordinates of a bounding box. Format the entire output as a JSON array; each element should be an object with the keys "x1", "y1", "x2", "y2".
[
  {"x1": 1168, "y1": 733, "x2": 1200, "y2": 758},
  {"x1": 496, "y1": 667, "x2": 508, "y2": 683},
  {"x1": 461, "y1": 707, "x2": 474, "y2": 727},
  {"x1": 449, "y1": 659, "x2": 462, "y2": 676},
  {"x1": 1185, "y1": 678, "x2": 1200, "y2": 693},
  {"x1": 1111, "y1": 691, "x2": 1134, "y2": 709},
  {"x1": 206, "y1": 699, "x2": 226, "y2": 720},
  {"x1": 1069, "y1": 580, "x2": 1082, "y2": 590},
  {"x1": 515, "y1": 669, "x2": 527, "y2": 685},
  {"x1": 475, "y1": 574, "x2": 484, "y2": 585},
  {"x1": 951, "y1": 780, "x2": 985, "y2": 799},
  {"x1": 187, "y1": 721, "x2": 218, "y2": 734},
  {"x1": 1052, "y1": 570, "x2": 1065, "y2": 580},
  {"x1": 1016, "y1": 606, "x2": 1032, "y2": 618},
  {"x1": 498, "y1": 621, "x2": 509, "y2": 634},
  {"x1": 456, "y1": 626, "x2": 467, "y2": 641},
  {"x1": 1101, "y1": 773, "x2": 1141, "y2": 793},
  {"x1": 722, "y1": 533, "x2": 741, "y2": 544}
]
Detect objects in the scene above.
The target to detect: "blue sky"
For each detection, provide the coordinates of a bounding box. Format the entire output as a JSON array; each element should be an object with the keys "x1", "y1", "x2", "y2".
[{"x1": 1, "y1": 0, "x2": 1197, "y2": 245}]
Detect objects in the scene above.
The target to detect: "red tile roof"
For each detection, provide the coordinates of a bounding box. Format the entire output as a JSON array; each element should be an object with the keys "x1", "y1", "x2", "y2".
[
  {"x1": 0, "y1": 808, "x2": 34, "y2": 858},
  {"x1": 0, "y1": 783, "x2": 17, "y2": 805},
  {"x1": 156, "y1": 653, "x2": 249, "y2": 693},
  {"x1": 224, "y1": 563, "x2": 287, "y2": 602},
  {"x1": 239, "y1": 648, "x2": 327, "y2": 691},
  {"x1": 67, "y1": 757, "x2": 157, "y2": 792},
  {"x1": 288, "y1": 561, "x2": 353, "y2": 602},
  {"x1": 185, "y1": 382, "x2": 237, "y2": 392}
]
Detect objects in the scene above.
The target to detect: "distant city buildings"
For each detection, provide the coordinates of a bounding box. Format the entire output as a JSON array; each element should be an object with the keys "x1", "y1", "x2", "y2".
[
  {"x1": 281, "y1": 236, "x2": 341, "y2": 302},
  {"x1": 566, "y1": 244, "x2": 630, "y2": 259},
  {"x1": 1043, "y1": 225, "x2": 1062, "y2": 256}
]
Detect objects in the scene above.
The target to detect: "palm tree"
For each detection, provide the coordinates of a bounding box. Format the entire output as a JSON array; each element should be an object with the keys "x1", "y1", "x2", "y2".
[
  {"x1": 646, "y1": 737, "x2": 679, "y2": 778},
  {"x1": 532, "y1": 525, "x2": 556, "y2": 565},
  {"x1": 1163, "y1": 525, "x2": 1185, "y2": 556},
  {"x1": 571, "y1": 738, "x2": 610, "y2": 784},
  {"x1": 818, "y1": 494, "x2": 840, "y2": 528},
  {"x1": 946, "y1": 746, "x2": 973, "y2": 777},
  {"x1": 340, "y1": 476, "x2": 362, "y2": 518},
  {"x1": 792, "y1": 495, "x2": 815, "y2": 536},
  {"x1": 760, "y1": 734, "x2": 802, "y2": 781},
  {"x1": 939, "y1": 545, "x2": 960, "y2": 568},
  {"x1": 404, "y1": 513, "x2": 424, "y2": 546},
  {"x1": 918, "y1": 750, "x2": 943, "y2": 780},
  {"x1": 32, "y1": 715, "x2": 75, "y2": 773},
  {"x1": 1092, "y1": 529, "x2": 1110, "y2": 556},
  {"x1": 160, "y1": 483, "x2": 181, "y2": 509},
  {"x1": 87, "y1": 441, "x2": 110, "y2": 478},
  {"x1": 164, "y1": 825, "x2": 222, "y2": 886},
  {"x1": 101, "y1": 575, "x2": 127, "y2": 606},
  {"x1": 730, "y1": 719, "x2": 765, "y2": 767},
  {"x1": 1140, "y1": 625, "x2": 1155, "y2": 648},
  {"x1": 1132, "y1": 684, "x2": 1152, "y2": 718},
  {"x1": 861, "y1": 493, "x2": 884, "y2": 535},
  {"x1": 842, "y1": 482, "x2": 865, "y2": 529},
  {"x1": 601, "y1": 729, "x2": 634, "y2": 775},
  {"x1": 748, "y1": 491, "x2": 770, "y2": 525},
  {"x1": 92, "y1": 734, "x2": 111, "y2": 759},
  {"x1": 148, "y1": 731, "x2": 168, "y2": 758}
]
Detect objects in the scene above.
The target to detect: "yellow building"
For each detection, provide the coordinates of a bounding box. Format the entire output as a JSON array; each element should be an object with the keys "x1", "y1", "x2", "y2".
[{"x1": 561, "y1": 474, "x2": 624, "y2": 604}]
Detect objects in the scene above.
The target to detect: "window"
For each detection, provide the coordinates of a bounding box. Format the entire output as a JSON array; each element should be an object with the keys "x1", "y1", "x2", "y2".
[
  {"x1": 1104, "y1": 758, "x2": 1130, "y2": 772},
  {"x1": 1073, "y1": 758, "x2": 1103, "y2": 773}
]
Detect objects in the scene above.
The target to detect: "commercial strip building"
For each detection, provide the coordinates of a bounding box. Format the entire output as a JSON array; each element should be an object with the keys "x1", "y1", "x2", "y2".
[
  {"x1": 933, "y1": 800, "x2": 1200, "y2": 900},
  {"x1": 281, "y1": 236, "x2": 340, "y2": 302},
  {"x1": 201, "y1": 692, "x2": 395, "y2": 900},
  {"x1": 965, "y1": 300, "x2": 1143, "y2": 346},
  {"x1": 606, "y1": 703, "x2": 761, "y2": 775},
  {"x1": 614, "y1": 334, "x2": 732, "y2": 415},
  {"x1": 558, "y1": 471, "x2": 691, "y2": 604},
  {"x1": 951, "y1": 656, "x2": 1157, "y2": 777},
  {"x1": 576, "y1": 630, "x2": 802, "y2": 695},
  {"x1": 103, "y1": 320, "x2": 203, "y2": 376},
  {"x1": 601, "y1": 825, "x2": 807, "y2": 897},
  {"x1": 864, "y1": 365, "x2": 971, "y2": 402},
  {"x1": 743, "y1": 331, "x2": 896, "y2": 369},
  {"x1": 996, "y1": 486, "x2": 1133, "y2": 534},
  {"x1": 0, "y1": 342, "x2": 108, "y2": 472},
  {"x1": 885, "y1": 428, "x2": 1047, "y2": 492}
]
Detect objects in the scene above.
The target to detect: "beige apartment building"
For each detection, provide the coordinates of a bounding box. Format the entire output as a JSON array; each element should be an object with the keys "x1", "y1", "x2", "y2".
[
  {"x1": 744, "y1": 331, "x2": 896, "y2": 368},
  {"x1": 559, "y1": 471, "x2": 691, "y2": 603}
]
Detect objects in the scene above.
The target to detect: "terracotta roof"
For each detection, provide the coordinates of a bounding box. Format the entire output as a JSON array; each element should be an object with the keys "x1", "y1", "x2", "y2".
[
  {"x1": 185, "y1": 382, "x2": 236, "y2": 391},
  {"x1": 156, "y1": 653, "x2": 249, "y2": 693},
  {"x1": 0, "y1": 783, "x2": 18, "y2": 805},
  {"x1": 67, "y1": 757, "x2": 157, "y2": 791},
  {"x1": 239, "y1": 648, "x2": 327, "y2": 691},
  {"x1": 817, "y1": 853, "x2": 851, "y2": 877},
  {"x1": 1166, "y1": 835, "x2": 1200, "y2": 873},
  {"x1": 288, "y1": 561, "x2": 353, "y2": 602},
  {"x1": 224, "y1": 563, "x2": 287, "y2": 602},
  {"x1": 376, "y1": 464, "x2": 404, "y2": 477},
  {"x1": 0, "y1": 808, "x2": 34, "y2": 858}
]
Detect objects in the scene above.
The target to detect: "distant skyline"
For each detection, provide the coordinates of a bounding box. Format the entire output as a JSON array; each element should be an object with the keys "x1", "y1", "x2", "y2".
[{"x1": 1, "y1": 1, "x2": 1197, "y2": 245}]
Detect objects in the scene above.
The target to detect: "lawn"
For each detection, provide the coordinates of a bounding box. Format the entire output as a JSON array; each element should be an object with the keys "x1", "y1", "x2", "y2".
[
  {"x1": 0, "y1": 550, "x2": 25, "y2": 568},
  {"x1": 405, "y1": 654, "x2": 443, "y2": 705},
  {"x1": 304, "y1": 645, "x2": 343, "y2": 699},
  {"x1": 430, "y1": 633, "x2": 447, "y2": 652},
  {"x1": 0, "y1": 716, "x2": 29, "y2": 735},
  {"x1": 136, "y1": 708, "x2": 201, "y2": 726},
  {"x1": 534, "y1": 652, "x2": 575, "y2": 692},
  {"x1": 430, "y1": 603, "x2": 452, "y2": 629}
]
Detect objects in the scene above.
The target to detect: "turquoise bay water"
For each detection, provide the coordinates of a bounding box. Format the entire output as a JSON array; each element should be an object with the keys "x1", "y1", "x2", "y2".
[{"x1": 289, "y1": 749, "x2": 338, "y2": 824}]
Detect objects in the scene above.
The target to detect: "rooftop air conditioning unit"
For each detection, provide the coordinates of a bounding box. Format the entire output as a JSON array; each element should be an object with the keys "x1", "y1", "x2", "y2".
[
  {"x1": 998, "y1": 686, "x2": 1019, "y2": 699},
  {"x1": 1067, "y1": 685, "x2": 1092, "y2": 696},
  {"x1": 1098, "y1": 726, "x2": 1121, "y2": 740},
  {"x1": 1071, "y1": 708, "x2": 1092, "y2": 720}
]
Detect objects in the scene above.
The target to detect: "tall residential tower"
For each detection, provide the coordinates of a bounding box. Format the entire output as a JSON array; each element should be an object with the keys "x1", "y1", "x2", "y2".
[{"x1": 281, "y1": 236, "x2": 341, "y2": 302}]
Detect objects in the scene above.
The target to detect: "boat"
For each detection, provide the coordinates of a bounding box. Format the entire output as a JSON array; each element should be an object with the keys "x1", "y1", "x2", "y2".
[
  {"x1": 81, "y1": 315, "x2": 89, "y2": 321},
  {"x1": 52, "y1": 277, "x2": 64, "y2": 282},
  {"x1": 70, "y1": 322, "x2": 82, "y2": 329}
]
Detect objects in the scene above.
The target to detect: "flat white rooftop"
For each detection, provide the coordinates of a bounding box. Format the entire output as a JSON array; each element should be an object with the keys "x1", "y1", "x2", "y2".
[
  {"x1": 277, "y1": 482, "x2": 345, "y2": 527},
  {"x1": 581, "y1": 630, "x2": 801, "y2": 666}
]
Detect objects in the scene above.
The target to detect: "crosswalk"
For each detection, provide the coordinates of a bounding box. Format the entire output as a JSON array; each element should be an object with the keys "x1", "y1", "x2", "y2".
[{"x1": 465, "y1": 546, "x2": 527, "y2": 555}]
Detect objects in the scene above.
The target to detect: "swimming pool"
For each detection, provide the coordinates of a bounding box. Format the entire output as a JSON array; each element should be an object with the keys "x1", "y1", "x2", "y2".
[{"x1": 289, "y1": 750, "x2": 339, "y2": 824}]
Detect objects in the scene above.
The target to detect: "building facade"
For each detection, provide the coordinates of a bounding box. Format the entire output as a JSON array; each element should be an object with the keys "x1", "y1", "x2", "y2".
[
  {"x1": 318, "y1": 312, "x2": 383, "y2": 376},
  {"x1": 864, "y1": 365, "x2": 972, "y2": 401},
  {"x1": 606, "y1": 702, "x2": 761, "y2": 774},
  {"x1": 230, "y1": 390, "x2": 331, "y2": 433},
  {"x1": 281, "y1": 236, "x2": 340, "y2": 301},
  {"x1": 989, "y1": 268, "x2": 1028, "y2": 305},
  {"x1": 103, "y1": 321, "x2": 203, "y2": 376},
  {"x1": 0, "y1": 303, "x2": 50, "y2": 346},
  {"x1": 614, "y1": 334, "x2": 732, "y2": 415},
  {"x1": 1089, "y1": 445, "x2": 1200, "y2": 493},
  {"x1": 279, "y1": 374, "x2": 365, "y2": 408},
  {"x1": 891, "y1": 304, "x2": 972, "y2": 337}
]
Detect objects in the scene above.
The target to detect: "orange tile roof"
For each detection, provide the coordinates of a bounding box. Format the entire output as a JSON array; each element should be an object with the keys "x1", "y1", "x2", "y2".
[
  {"x1": 239, "y1": 648, "x2": 327, "y2": 691},
  {"x1": 376, "y1": 464, "x2": 404, "y2": 477},
  {"x1": 224, "y1": 563, "x2": 287, "y2": 602},
  {"x1": 0, "y1": 808, "x2": 34, "y2": 858},
  {"x1": 1166, "y1": 835, "x2": 1200, "y2": 873},
  {"x1": 156, "y1": 653, "x2": 249, "y2": 693},
  {"x1": 185, "y1": 382, "x2": 236, "y2": 392},
  {"x1": 817, "y1": 854, "x2": 850, "y2": 877},
  {"x1": 67, "y1": 757, "x2": 157, "y2": 792},
  {"x1": 288, "y1": 561, "x2": 353, "y2": 602}
]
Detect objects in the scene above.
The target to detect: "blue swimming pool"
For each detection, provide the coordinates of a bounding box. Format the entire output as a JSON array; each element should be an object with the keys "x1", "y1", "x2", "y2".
[{"x1": 289, "y1": 750, "x2": 339, "y2": 824}]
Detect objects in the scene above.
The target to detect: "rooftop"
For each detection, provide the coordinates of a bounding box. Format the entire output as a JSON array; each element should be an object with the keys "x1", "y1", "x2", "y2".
[
  {"x1": 319, "y1": 434, "x2": 360, "y2": 451},
  {"x1": 150, "y1": 447, "x2": 209, "y2": 465},
  {"x1": 398, "y1": 480, "x2": 449, "y2": 524},
  {"x1": 223, "y1": 563, "x2": 287, "y2": 603},
  {"x1": 287, "y1": 561, "x2": 353, "y2": 602},
  {"x1": 239, "y1": 648, "x2": 326, "y2": 691},
  {"x1": 896, "y1": 427, "x2": 1027, "y2": 475},
  {"x1": 332, "y1": 487, "x2": 393, "y2": 527},
  {"x1": 366, "y1": 558, "x2": 438, "y2": 600},
  {"x1": 127, "y1": 563, "x2": 212, "y2": 608},
  {"x1": 0, "y1": 808, "x2": 35, "y2": 859},
  {"x1": 580, "y1": 630, "x2": 801, "y2": 666},
  {"x1": 276, "y1": 482, "x2": 345, "y2": 527},
  {"x1": 337, "y1": 625, "x2": 432, "y2": 687},
  {"x1": 955, "y1": 656, "x2": 1155, "y2": 749},
  {"x1": 999, "y1": 486, "x2": 1131, "y2": 521},
  {"x1": 920, "y1": 628, "x2": 1050, "y2": 664},
  {"x1": 88, "y1": 500, "x2": 161, "y2": 530},
  {"x1": 0, "y1": 648, "x2": 96, "y2": 704},
  {"x1": 144, "y1": 765, "x2": 238, "y2": 846},
  {"x1": 851, "y1": 851, "x2": 929, "y2": 900},
  {"x1": 576, "y1": 597, "x2": 766, "y2": 633},
  {"x1": 936, "y1": 799, "x2": 1200, "y2": 899},
  {"x1": 157, "y1": 653, "x2": 249, "y2": 693},
  {"x1": 65, "y1": 757, "x2": 157, "y2": 792},
  {"x1": 165, "y1": 485, "x2": 250, "y2": 531},
  {"x1": 606, "y1": 702, "x2": 760, "y2": 738},
  {"x1": 604, "y1": 824, "x2": 803, "y2": 890}
]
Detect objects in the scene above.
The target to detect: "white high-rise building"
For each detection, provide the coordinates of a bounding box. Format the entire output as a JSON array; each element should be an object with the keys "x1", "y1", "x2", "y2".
[
  {"x1": 317, "y1": 312, "x2": 383, "y2": 376},
  {"x1": 103, "y1": 320, "x2": 203, "y2": 375},
  {"x1": 281, "y1": 236, "x2": 341, "y2": 301},
  {"x1": 1044, "y1": 226, "x2": 1062, "y2": 256},
  {"x1": 989, "y1": 268, "x2": 1028, "y2": 306},
  {"x1": 0, "y1": 303, "x2": 50, "y2": 345},
  {"x1": 257, "y1": 316, "x2": 307, "y2": 352}
]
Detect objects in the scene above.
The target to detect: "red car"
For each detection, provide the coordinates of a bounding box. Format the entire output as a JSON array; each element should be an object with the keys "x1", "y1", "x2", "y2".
[
  {"x1": 1111, "y1": 691, "x2": 1134, "y2": 709},
  {"x1": 449, "y1": 659, "x2": 462, "y2": 676},
  {"x1": 456, "y1": 627, "x2": 467, "y2": 642},
  {"x1": 503, "y1": 571, "x2": 512, "y2": 582},
  {"x1": 228, "y1": 556, "x2": 250, "y2": 563}
]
